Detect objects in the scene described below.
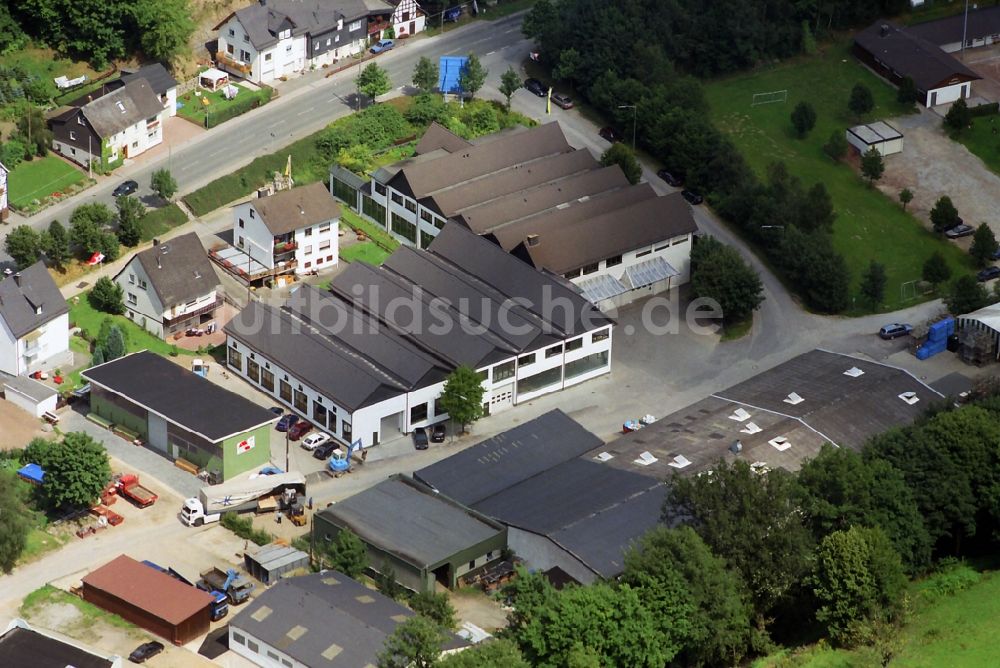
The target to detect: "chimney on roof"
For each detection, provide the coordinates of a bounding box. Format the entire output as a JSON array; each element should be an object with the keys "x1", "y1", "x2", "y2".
[
  {"x1": 880, "y1": 24, "x2": 890, "y2": 37},
  {"x1": 156, "y1": 255, "x2": 162, "y2": 269},
  {"x1": 298, "y1": 205, "x2": 305, "y2": 215},
  {"x1": 12, "y1": 272, "x2": 20, "y2": 286},
  {"x1": 526, "y1": 234, "x2": 540, "y2": 247}
]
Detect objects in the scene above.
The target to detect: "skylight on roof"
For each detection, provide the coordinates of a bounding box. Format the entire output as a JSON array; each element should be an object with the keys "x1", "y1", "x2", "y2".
[
  {"x1": 593, "y1": 452, "x2": 614, "y2": 462},
  {"x1": 116, "y1": 100, "x2": 126, "y2": 113},
  {"x1": 769, "y1": 436, "x2": 791, "y2": 451},
  {"x1": 251, "y1": 605, "x2": 272, "y2": 622},
  {"x1": 729, "y1": 407, "x2": 751, "y2": 422},
  {"x1": 741, "y1": 422, "x2": 762, "y2": 435},
  {"x1": 633, "y1": 451, "x2": 658, "y2": 466},
  {"x1": 784, "y1": 392, "x2": 804, "y2": 405},
  {"x1": 668, "y1": 454, "x2": 691, "y2": 469},
  {"x1": 899, "y1": 391, "x2": 919, "y2": 405},
  {"x1": 844, "y1": 366, "x2": 865, "y2": 377}
]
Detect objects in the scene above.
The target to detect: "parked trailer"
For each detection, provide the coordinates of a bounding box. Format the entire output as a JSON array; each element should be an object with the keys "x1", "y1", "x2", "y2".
[
  {"x1": 180, "y1": 471, "x2": 306, "y2": 527},
  {"x1": 116, "y1": 473, "x2": 158, "y2": 507}
]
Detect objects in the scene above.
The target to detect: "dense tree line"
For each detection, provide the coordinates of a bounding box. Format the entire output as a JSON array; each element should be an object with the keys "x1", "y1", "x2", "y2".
[
  {"x1": 524, "y1": 0, "x2": 853, "y2": 312},
  {"x1": 8, "y1": 0, "x2": 193, "y2": 67}
]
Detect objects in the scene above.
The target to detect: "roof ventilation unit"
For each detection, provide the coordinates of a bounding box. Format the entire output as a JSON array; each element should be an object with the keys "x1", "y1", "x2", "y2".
[
  {"x1": 844, "y1": 366, "x2": 865, "y2": 377},
  {"x1": 898, "y1": 391, "x2": 919, "y2": 405},
  {"x1": 784, "y1": 392, "x2": 804, "y2": 405}
]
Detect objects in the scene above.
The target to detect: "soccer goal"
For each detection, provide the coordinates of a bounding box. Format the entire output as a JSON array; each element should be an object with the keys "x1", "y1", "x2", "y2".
[
  {"x1": 900, "y1": 280, "x2": 918, "y2": 303},
  {"x1": 751, "y1": 89, "x2": 788, "y2": 106}
]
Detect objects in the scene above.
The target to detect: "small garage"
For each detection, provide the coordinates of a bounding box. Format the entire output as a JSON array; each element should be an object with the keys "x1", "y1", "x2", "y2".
[
  {"x1": 847, "y1": 122, "x2": 904, "y2": 156},
  {"x1": 3, "y1": 376, "x2": 57, "y2": 418},
  {"x1": 243, "y1": 543, "x2": 310, "y2": 584}
]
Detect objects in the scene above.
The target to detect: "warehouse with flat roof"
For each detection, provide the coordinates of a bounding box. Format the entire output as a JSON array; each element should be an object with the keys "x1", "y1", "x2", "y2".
[
  {"x1": 82, "y1": 555, "x2": 214, "y2": 644},
  {"x1": 313, "y1": 476, "x2": 507, "y2": 593}
]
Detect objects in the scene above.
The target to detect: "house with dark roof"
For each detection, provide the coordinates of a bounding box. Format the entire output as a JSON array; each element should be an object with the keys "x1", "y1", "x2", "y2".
[
  {"x1": 109, "y1": 63, "x2": 179, "y2": 117},
  {"x1": 224, "y1": 224, "x2": 614, "y2": 449},
  {"x1": 82, "y1": 555, "x2": 215, "y2": 645},
  {"x1": 0, "y1": 619, "x2": 120, "y2": 668},
  {"x1": 313, "y1": 476, "x2": 507, "y2": 592},
  {"x1": 231, "y1": 182, "x2": 341, "y2": 280},
  {"x1": 336, "y1": 121, "x2": 698, "y2": 309},
  {"x1": 854, "y1": 21, "x2": 980, "y2": 107},
  {"x1": 908, "y1": 6, "x2": 1000, "y2": 54},
  {"x1": 113, "y1": 233, "x2": 222, "y2": 340},
  {"x1": 214, "y1": 0, "x2": 419, "y2": 85},
  {"x1": 0, "y1": 261, "x2": 70, "y2": 377},
  {"x1": 49, "y1": 78, "x2": 168, "y2": 168},
  {"x1": 82, "y1": 351, "x2": 278, "y2": 479},
  {"x1": 413, "y1": 410, "x2": 665, "y2": 585},
  {"x1": 228, "y1": 572, "x2": 467, "y2": 668}
]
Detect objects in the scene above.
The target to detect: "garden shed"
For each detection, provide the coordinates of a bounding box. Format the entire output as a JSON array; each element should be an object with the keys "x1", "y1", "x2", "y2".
[
  {"x1": 199, "y1": 68, "x2": 229, "y2": 92},
  {"x1": 243, "y1": 543, "x2": 310, "y2": 584},
  {"x1": 3, "y1": 375, "x2": 58, "y2": 418},
  {"x1": 846, "y1": 122, "x2": 904, "y2": 156}
]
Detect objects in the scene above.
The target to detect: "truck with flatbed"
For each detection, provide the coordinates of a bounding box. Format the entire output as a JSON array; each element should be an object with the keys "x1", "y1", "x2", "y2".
[
  {"x1": 199, "y1": 567, "x2": 254, "y2": 605},
  {"x1": 180, "y1": 471, "x2": 306, "y2": 527},
  {"x1": 116, "y1": 473, "x2": 158, "y2": 508}
]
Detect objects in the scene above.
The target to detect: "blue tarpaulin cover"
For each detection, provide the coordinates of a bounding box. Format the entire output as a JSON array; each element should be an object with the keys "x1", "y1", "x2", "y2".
[{"x1": 17, "y1": 463, "x2": 44, "y2": 484}]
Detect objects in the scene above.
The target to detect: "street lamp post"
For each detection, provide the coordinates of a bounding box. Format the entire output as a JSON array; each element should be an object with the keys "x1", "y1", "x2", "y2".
[
  {"x1": 961, "y1": 0, "x2": 970, "y2": 61},
  {"x1": 618, "y1": 104, "x2": 637, "y2": 151}
]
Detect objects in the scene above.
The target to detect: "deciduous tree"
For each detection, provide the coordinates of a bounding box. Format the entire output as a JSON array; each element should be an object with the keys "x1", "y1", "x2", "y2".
[
  {"x1": 499, "y1": 67, "x2": 521, "y2": 111},
  {"x1": 790, "y1": 101, "x2": 817, "y2": 138},
  {"x1": 458, "y1": 53, "x2": 487, "y2": 99},
  {"x1": 0, "y1": 471, "x2": 31, "y2": 573},
  {"x1": 897, "y1": 76, "x2": 918, "y2": 105},
  {"x1": 133, "y1": 0, "x2": 194, "y2": 62},
  {"x1": 43, "y1": 220, "x2": 71, "y2": 268},
  {"x1": 944, "y1": 98, "x2": 971, "y2": 134},
  {"x1": 437, "y1": 639, "x2": 529, "y2": 668},
  {"x1": 377, "y1": 615, "x2": 446, "y2": 668},
  {"x1": 410, "y1": 591, "x2": 456, "y2": 629},
  {"x1": 689, "y1": 235, "x2": 764, "y2": 325},
  {"x1": 823, "y1": 130, "x2": 848, "y2": 161},
  {"x1": 899, "y1": 188, "x2": 913, "y2": 211},
  {"x1": 37, "y1": 432, "x2": 111, "y2": 510},
  {"x1": 326, "y1": 528, "x2": 368, "y2": 578},
  {"x1": 930, "y1": 196, "x2": 960, "y2": 234},
  {"x1": 848, "y1": 83, "x2": 874, "y2": 118},
  {"x1": 412, "y1": 56, "x2": 438, "y2": 93},
  {"x1": 860, "y1": 147, "x2": 884, "y2": 185},
  {"x1": 969, "y1": 223, "x2": 998, "y2": 268},
  {"x1": 70, "y1": 203, "x2": 114, "y2": 254},
  {"x1": 859, "y1": 260, "x2": 886, "y2": 308},
  {"x1": 150, "y1": 168, "x2": 178, "y2": 201},
  {"x1": 357, "y1": 62, "x2": 392, "y2": 102},
  {"x1": 436, "y1": 366, "x2": 484, "y2": 434},
  {"x1": 945, "y1": 275, "x2": 990, "y2": 316},
  {"x1": 922, "y1": 251, "x2": 952, "y2": 288},
  {"x1": 599, "y1": 142, "x2": 642, "y2": 185},
  {"x1": 88, "y1": 276, "x2": 125, "y2": 315},
  {"x1": 115, "y1": 195, "x2": 145, "y2": 247},
  {"x1": 4, "y1": 225, "x2": 43, "y2": 269}
]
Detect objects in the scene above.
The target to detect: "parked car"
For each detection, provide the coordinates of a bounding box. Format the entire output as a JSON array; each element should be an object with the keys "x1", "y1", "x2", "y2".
[
  {"x1": 275, "y1": 414, "x2": 299, "y2": 432},
  {"x1": 431, "y1": 423, "x2": 446, "y2": 443},
  {"x1": 681, "y1": 190, "x2": 704, "y2": 205},
  {"x1": 551, "y1": 92, "x2": 574, "y2": 109},
  {"x1": 524, "y1": 78, "x2": 546, "y2": 97},
  {"x1": 945, "y1": 224, "x2": 975, "y2": 239},
  {"x1": 599, "y1": 126, "x2": 622, "y2": 143},
  {"x1": 991, "y1": 248, "x2": 1000, "y2": 260},
  {"x1": 269, "y1": 406, "x2": 284, "y2": 416},
  {"x1": 112, "y1": 180, "x2": 138, "y2": 197},
  {"x1": 878, "y1": 323, "x2": 913, "y2": 340},
  {"x1": 443, "y1": 6, "x2": 462, "y2": 22},
  {"x1": 370, "y1": 39, "x2": 394, "y2": 53},
  {"x1": 977, "y1": 266, "x2": 1000, "y2": 282},
  {"x1": 413, "y1": 427, "x2": 429, "y2": 450},
  {"x1": 657, "y1": 169, "x2": 683, "y2": 187},
  {"x1": 313, "y1": 441, "x2": 339, "y2": 460},
  {"x1": 300, "y1": 432, "x2": 331, "y2": 451},
  {"x1": 288, "y1": 420, "x2": 313, "y2": 441},
  {"x1": 128, "y1": 641, "x2": 164, "y2": 664}
]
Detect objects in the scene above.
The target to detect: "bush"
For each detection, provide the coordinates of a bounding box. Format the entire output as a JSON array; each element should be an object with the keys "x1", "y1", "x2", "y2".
[
  {"x1": 88, "y1": 277, "x2": 124, "y2": 315},
  {"x1": 920, "y1": 560, "x2": 981, "y2": 601},
  {"x1": 205, "y1": 87, "x2": 274, "y2": 128},
  {"x1": 220, "y1": 512, "x2": 273, "y2": 546},
  {"x1": 968, "y1": 101, "x2": 999, "y2": 118}
]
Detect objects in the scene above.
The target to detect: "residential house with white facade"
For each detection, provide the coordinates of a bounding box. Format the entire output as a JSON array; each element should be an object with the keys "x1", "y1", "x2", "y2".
[
  {"x1": 224, "y1": 224, "x2": 614, "y2": 449},
  {"x1": 388, "y1": 0, "x2": 425, "y2": 37},
  {"x1": 339, "y1": 122, "x2": 698, "y2": 309},
  {"x1": 110, "y1": 63, "x2": 179, "y2": 118},
  {"x1": 215, "y1": 0, "x2": 417, "y2": 85},
  {"x1": 49, "y1": 79, "x2": 167, "y2": 168},
  {"x1": 232, "y1": 182, "x2": 341, "y2": 280},
  {"x1": 112, "y1": 233, "x2": 222, "y2": 340},
  {"x1": 0, "y1": 262, "x2": 70, "y2": 377}
]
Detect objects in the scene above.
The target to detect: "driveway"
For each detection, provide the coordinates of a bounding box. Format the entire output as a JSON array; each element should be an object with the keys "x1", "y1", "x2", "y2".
[{"x1": 880, "y1": 108, "x2": 1000, "y2": 240}]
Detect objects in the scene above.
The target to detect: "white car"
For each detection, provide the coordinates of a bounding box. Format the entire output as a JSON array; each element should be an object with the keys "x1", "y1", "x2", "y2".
[{"x1": 300, "y1": 432, "x2": 331, "y2": 451}]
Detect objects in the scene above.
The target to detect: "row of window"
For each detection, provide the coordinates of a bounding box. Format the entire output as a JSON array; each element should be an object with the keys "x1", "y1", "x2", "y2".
[
  {"x1": 484, "y1": 330, "x2": 607, "y2": 382},
  {"x1": 391, "y1": 213, "x2": 417, "y2": 243},
  {"x1": 127, "y1": 274, "x2": 148, "y2": 290},
  {"x1": 231, "y1": 631, "x2": 294, "y2": 668},
  {"x1": 563, "y1": 238, "x2": 686, "y2": 279}
]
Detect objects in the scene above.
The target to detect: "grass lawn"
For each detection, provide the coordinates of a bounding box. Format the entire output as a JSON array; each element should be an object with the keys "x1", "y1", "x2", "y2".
[
  {"x1": 20, "y1": 585, "x2": 135, "y2": 629},
  {"x1": 7, "y1": 156, "x2": 85, "y2": 209},
  {"x1": 139, "y1": 203, "x2": 189, "y2": 242},
  {"x1": 705, "y1": 40, "x2": 974, "y2": 313},
  {"x1": 68, "y1": 296, "x2": 195, "y2": 358},
  {"x1": 177, "y1": 83, "x2": 270, "y2": 127},
  {"x1": 341, "y1": 241, "x2": 391, "y2": 265},
  {"x1": 64, "y1": 334, "x2": 92, "y2": 391},
  {"x1": 952, "y1": 118, "x2": 1000, "y2": 177},
  {"x1": 2, "y1": 46, "x2": 104, "y2": 110},
  {"x1": 340, "y1": 209, "x2": 400, "y2": 253}
]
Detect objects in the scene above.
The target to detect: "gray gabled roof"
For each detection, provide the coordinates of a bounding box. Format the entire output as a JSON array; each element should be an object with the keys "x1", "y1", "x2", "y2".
[
  {"x1": 413, "y1": 122, "x2": 472, "y2": 156},
  {"x1": 117, "y1": 233, "x2": 218, "y2": 309},
  {"x1": 251, "y1": 182, "x2": 341, "y2": 236},
  {"x1": 120, "y1": 63, "x2": 178, "y2": 96},
  {"x1": 224, "y1": 0, "x2": 391, "y2": 50},
  {"x1": 0, "y1": 622, "x2": 114, "y2": 668},
  {"x1": 319, "y1": 476, "x2": 505, "y2": 568},
  {"x1": 81, "y1": 78, "x2": 165, "y2": 139},
  {"x1": 230, "y1": 572, "x2": 465, "y2": 668},
  {"x1": 908, "y1": 6, "x2": 1000, "y2": 46},
  {"x1": 0, "y1": 262, "x2": 68, "y2": 339},
  {"x1": 855, "y1": 21, "x2": 981, "y2": 90}
]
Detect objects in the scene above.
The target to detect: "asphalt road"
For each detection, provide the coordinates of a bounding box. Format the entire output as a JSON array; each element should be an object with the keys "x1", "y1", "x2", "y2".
[{"x1": 1, "y1": 13, "x2": 531, "y2": 243}]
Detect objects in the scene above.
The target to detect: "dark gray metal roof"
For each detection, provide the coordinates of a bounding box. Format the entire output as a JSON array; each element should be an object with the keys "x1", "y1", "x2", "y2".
[
  {"x1": 413, "y1": 409, "x2": 603, "y2": 506},
  {"x1": 472, "y1": 459, "x2": 660, "y2": 535},
  {"x1": 319, "y1": 477, "x2": 505, "y2": 569},
  {"x1": 550, "y1": 483, "x2": 667, "y2": 579},
  {"x1": 120, "y1": 63, "x2": 178, "y2": 95},
  {"x1": 81, "y1": 351, "x2": 277, "y2": 441},
  {"x1": 0, "y1": 261, "x2": 69, "y2": 339},
  {"x1": 230, "y1": 572, "x2": 465, "y2": 668},
  {"x1": 413, "y1": 122, "x2": 471, "y2": 156},
  {"x1": 224, "y1": 299, "x2": 412, "y2": 412},
  {"x1": 118, "y1": 233, "x2": 218, "y2": 309},
  {"x1": 855, "y1": 21, "x2": 981, "y2": 90},
  {"x1": 429, "y1": 224, "x2": 613, "y2": 338},
  {"x1": 908, "y1": 6, "x2": 1000, "y2": 45},
  {"x1": 81, "y1": 78, "x2": 165, "y2": 139},
  {"x1": 0, "y1": 623, "x2": 114, "y2": 668},
  {"x1": 328, "y1": 164, "x2": 367, "y2": 190}
]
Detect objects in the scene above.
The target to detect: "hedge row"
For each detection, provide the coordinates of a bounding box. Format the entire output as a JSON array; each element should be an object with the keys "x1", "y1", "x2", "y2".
[{"x1": 205, "y1": 87, "x2": 274, "y2": 128}]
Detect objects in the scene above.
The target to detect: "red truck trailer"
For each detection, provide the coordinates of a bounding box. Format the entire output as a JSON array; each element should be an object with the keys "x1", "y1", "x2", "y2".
[{"x1": 116, "y1": 473, "x2": 158, "y2": 508}]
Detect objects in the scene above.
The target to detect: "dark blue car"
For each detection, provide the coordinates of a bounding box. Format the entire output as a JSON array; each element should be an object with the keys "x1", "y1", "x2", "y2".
[{"x1": 275, "y1": 414, "x2": 299, "y2": 432}]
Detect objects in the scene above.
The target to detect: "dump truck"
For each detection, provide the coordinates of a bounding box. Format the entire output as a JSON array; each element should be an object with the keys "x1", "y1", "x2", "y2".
[
  {"x1": 140, "y1": 561, "x2": 229, "y2": 621},
  {"x1": 115, "y1": 473, "x2": 158, "y2": 508},
  {"x1": 199, "y1": 567, "x2": 254, "y2": 605},
  {"x1": 180, "y1": 471, "x2": 306, "y2": 527}
]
